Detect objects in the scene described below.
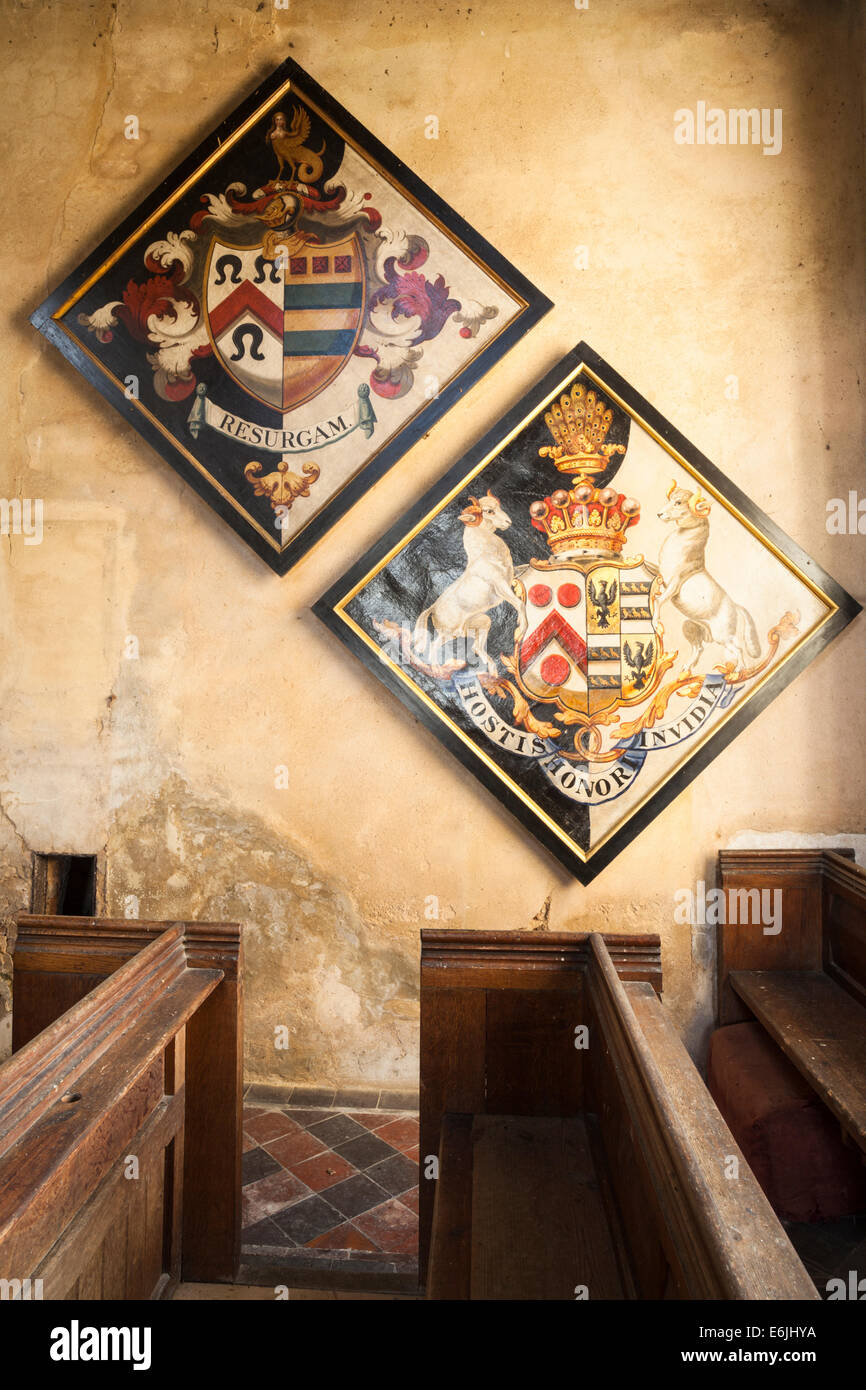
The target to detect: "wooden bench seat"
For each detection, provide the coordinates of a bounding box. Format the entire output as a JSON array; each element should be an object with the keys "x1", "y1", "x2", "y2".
[
  {"x1": 711, "y1": 850, "x2": 866, "y2": 1227},
  {"x1": 429, "y1": 1113, "x2": 626, "y2": 1300},
  {"x1": 730, "y1": 969, "x2": 866, "y2": 1153},
  {"x1": 422, "y1": 928, "x2": 816, "y2": 1300}
]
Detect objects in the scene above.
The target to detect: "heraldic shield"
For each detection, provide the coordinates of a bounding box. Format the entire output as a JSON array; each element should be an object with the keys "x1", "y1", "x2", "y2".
[
  {"x1": 318, "y1": 346, "x2": 861, "y2": 883},
  {"x1": 517, "y1": 558, "x2": 660, "y2": 717},
  {"x1": 204, "y1": 232, "x2": 365, "y2": 412}
]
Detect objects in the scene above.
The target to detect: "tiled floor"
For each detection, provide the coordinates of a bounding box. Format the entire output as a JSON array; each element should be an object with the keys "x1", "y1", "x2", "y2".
[{"x1": 242, "y1": 1104, "x2": 419, "y2": 1277}]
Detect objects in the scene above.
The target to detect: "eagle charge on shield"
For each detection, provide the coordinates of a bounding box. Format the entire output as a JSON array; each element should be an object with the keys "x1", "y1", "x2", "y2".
[
  {"x1": 397, "y1": 372, "x2": 780, "y2": 785},
  {"x1": 404, "y1": 381, "x2": 669, "y2": 756}
]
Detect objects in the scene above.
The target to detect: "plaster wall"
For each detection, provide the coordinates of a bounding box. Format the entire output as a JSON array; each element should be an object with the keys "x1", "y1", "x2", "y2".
[{"x1": 1, "y1": 0, "x2": 863, "y2": 1080}]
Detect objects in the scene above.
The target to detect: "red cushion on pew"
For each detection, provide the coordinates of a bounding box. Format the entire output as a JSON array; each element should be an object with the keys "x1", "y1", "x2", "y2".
[{"x1": 707, "y1": 1022, "x2": 866, "y2": 1223}]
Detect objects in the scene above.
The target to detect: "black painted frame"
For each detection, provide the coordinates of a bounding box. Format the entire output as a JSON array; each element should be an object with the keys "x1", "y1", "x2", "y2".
[
  {"x1": 314, "y1": 342, "x2": 862, "y2": 883},
  {"x1": 29, "y1": 57, "x2": 551, "y2": 575}
]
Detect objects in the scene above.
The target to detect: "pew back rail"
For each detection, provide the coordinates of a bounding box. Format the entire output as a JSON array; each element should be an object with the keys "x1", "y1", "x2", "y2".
[
  {"x1": 422, "y1": 927, "x2": 816, "y2": 1300},
  {"x1": 1, "y1": 914, "x2": 243, "y2": 1297}
]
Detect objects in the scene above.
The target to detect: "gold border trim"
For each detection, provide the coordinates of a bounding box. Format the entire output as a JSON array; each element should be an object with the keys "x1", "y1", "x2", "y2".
[
  {"x1": 50, "y1": 79, "x2": 529, "y2": 557},
  {"x1": 332, "y1": 361, "x2": 838, "y2": 865}
]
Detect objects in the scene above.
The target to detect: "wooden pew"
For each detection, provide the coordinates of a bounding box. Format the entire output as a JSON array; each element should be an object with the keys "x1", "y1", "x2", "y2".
[
  {"x1": 0, "y1": 914, "x2": 242, "y2": 1297},
  {"x1": 422, "y1": 928, "x2": 816, "y2": 1300},
  {"x1": 717, "y1": 849, "x2": 866, "y2": 1156}
]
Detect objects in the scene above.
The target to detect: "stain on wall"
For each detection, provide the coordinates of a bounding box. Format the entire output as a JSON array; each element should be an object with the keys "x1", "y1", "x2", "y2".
[
  {"x1": 108, "y1": 773, "x2": 419, "y2": 1086},
  {"x1": 1, "y1": 0, "x2": 863, "y2": 1085}
]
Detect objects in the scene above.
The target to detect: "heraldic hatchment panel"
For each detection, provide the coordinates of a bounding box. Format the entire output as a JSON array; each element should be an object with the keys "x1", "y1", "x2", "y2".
[
  {"x1": 315, "y1": 342, "x2": 860, "y2": 883},
  {"x1": 30, "y1": 60, "x2": 550, "y2": 575}
]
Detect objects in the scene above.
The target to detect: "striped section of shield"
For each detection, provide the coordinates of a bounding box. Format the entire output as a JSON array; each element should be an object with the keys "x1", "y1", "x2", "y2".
[{"x1": 281, "y1": 235, "x2": 365, "y2": 411}]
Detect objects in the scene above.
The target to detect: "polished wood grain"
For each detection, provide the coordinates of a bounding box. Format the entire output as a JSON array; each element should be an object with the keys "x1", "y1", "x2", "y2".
[
  {"x1": 419, "y1": 929, "x2": 661, "y2": 1277},
  {"x1": 422, "y1": 926, "x2": 815, "y2": 1300},
  {"x1": 3, "y1": 915, "x2": 243, "y2": 1296}
]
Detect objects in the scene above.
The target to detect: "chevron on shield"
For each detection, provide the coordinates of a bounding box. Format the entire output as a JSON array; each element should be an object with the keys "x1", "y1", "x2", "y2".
[
  {"x1": 204, "y1": 233, "x2": 365, "y2": 413},
  {"x1": 517, "y1": 560, "x2": 659, "y2": 716}
]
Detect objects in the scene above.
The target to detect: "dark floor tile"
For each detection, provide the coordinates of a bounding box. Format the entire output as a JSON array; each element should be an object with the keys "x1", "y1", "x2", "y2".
[
  {"x1": 365, "y1": 1152, "x2": 418, "y2": 1197},
  {"x1": 334, "y1": 1132, "x2": 398, "y2": 1170},
  {"x1": 251, "y1": 1249, "x2": 340, "y2": 1273},
  {"x1": 273, "y1": 1194, "x2": 342, "y2": 1245},
  {"x1": 307, "y1": 1113, "x2": 368, "y2": 1147},
  {"x1": 282, "y1": 1108, "x2": 336, "y2": 1126},
  {"x1": 327, "y1": 1256, "x2": 400, "y2": 1274},
  {"x1": 242, "y1": 1147, "x2": 282, "y2": 1187},
  {"x1": 378, "y1": 1089, "x2": 419, "y2": 1111},
  {"x1": 243, "y1": 1216, "x2": 296, "y2": 1248},
  {"x1": 245, "y1": 1083, "x2": 293, "y2": 1108},
  {"x1": 238, "y1": 1254, "x2": 420, "y2": 1291},
  {"x1": 289, "y1": 1086, "x2": 336, "y2": 1108},
  {"x1": 325, "y1": 1172, "x2": 391, "y2": 1219},
  {"x1": 333, "y1": 1088, "x2": 381, "y2": 1110}
]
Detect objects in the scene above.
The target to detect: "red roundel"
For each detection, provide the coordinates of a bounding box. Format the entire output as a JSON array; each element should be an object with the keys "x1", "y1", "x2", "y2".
[
  {"x1": 528, "y1": 583, "x2": 552, "y2": 607},
  {"x1": 557, "y1": 583, "x2": 581, "y2": 608},
  {"x1": 539, "y1": 654, "x2": 571, "y2": 687}
]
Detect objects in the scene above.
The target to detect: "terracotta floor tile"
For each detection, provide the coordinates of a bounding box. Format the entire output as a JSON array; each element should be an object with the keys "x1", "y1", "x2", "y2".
[
  {"x1": 398, "y1": 1187, "x2": 420, "y2": 1215},
  {"x1": 351, "y1": 1112, "x2": 392, "y2": 1131},
  {"x1": 242, "y1": 1169, "x2": 311, "y2": 1226},
  {"x1": 354, "y1": 1198, "x2": 419, "y2": 1255},
  {"x1": 374, "y1": 1118, "x2": 419, "y2": 1154},
  {"x1": 242, "y1": 1132, "x2": 258, "y2": 1154},
  {"x1": 307, "y1": 1222, "x2": 379, "y2": 1252},
  {"x1": 290, "y1": 1150, "x2": 358, "y2": 1191},
  {"x1": 244, "y1": 1110, "x2": 302, "y2": 1144},
  {"x1": 404, "y1": 1145, "x2": 420, "y2": 1163},
  {"x1": 265, "y1": 1129, "x2": 327, "y2": 1168}
]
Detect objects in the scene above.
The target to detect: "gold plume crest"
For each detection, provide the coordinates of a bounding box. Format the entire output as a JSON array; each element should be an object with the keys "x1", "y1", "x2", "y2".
[{"x1": 539, "y1": 381, "x2": 626, "y2": 477}]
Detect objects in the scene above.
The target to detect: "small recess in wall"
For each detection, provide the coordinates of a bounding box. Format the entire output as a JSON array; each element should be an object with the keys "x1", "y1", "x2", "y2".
[{"x1": 31, "y1": 854, "x2": 98, "y2": 916}]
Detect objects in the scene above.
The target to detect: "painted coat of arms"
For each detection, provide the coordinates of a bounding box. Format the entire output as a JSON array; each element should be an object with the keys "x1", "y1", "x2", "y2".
[
  {"x1": 31, "y1": 61, "x2": 549, "y2": 573},
  {"x1": 316, "y1": 344, "x2": 860, "y2": 882}
]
